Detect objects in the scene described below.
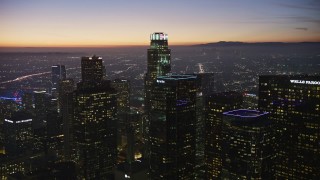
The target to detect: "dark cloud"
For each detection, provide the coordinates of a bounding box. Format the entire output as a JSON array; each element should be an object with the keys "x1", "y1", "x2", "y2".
[
  {"x1": 275, "y1": 16, "x2": 320, "y2": 25},
  {"x1": 295, "y1": 27, "x2": 308, "y2": 31},
  {"x1": 276, "y1": 2, "x2": 320, "y2": 11}
]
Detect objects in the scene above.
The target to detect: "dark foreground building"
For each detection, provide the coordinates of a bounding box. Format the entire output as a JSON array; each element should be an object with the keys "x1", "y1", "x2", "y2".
[
  {"x1": 71, "y1": 56, "x2": 118, "y2": 179},
  {"x1": 149, "y1": 74, "x2": 197, "y2": 179},
  {"x1": 221, "y1": 109, "x2": 274, "y2": 179},
  {"x1": 3, "y1": 111, "x2": 33, "y2": 156},
  {"x1": 194, "y1": 73, "x2": 215, "y2": 179},
  {"x1": 72, "y1": 82, "x2": 118, "y2": 179},
  {"x1": 259, "y1": 75, "x2": 320, "y2": 179}
]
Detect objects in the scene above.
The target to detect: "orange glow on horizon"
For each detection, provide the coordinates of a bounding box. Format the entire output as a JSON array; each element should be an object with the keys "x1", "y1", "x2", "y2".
[{"x1": 1, "y1": 38, "x2": 319, "y2": 48}]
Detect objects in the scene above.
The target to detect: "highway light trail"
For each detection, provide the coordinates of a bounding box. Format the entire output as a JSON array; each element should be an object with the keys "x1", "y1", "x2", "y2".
[
  {"x1": 0, "y1": 71, "x2": 51, "y2": 84},
  {"x1": 0, "y1": 67, "x2": 80, "y2": 85}
]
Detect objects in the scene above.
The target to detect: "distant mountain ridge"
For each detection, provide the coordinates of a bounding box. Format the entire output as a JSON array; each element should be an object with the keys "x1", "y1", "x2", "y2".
[{"x1": 196, "y1": 41, "x2": 320, "y2": 47}]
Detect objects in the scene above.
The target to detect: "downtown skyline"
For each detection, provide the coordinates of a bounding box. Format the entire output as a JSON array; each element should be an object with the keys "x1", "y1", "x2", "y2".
[
  {"x1": 0, "y1": 30, "x2": 319, "y2": 179},
  {"x1": 1, "y1": 0, "x2": 320, "y2": 47}
]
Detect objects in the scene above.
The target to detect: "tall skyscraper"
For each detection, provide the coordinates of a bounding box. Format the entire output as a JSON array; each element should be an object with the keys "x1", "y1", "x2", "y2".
[
  {"x1": 73, "y1": 82, "x2": 118, "y2": 179},
  {"x1": 205, "y1": 91, "x2": 242, "y2": 179},
  {"x1": 52, "y1": 65, "x2": 66, "y2": 88},
  {"x1": 145, "y1": 32, "x2": 171, "y2": 111},
  {"x1": 149, "y1": 74, "x2": 197, "y2": 179},
  {"x1": 146, "y1": 33, "x2": 171, "y2": 78},
  {"x1": 81, "y1": 55, "x2": 103, "y2": 83},
  {"x1": 144, "y1": 32, "x2": 171, "y2": 159},
  {"x1": 194, "y1": 73, "x2": 214, "y2": 179},
  {"x1": 70, "y1": 56, "x2": 118, "y2": 179},
  {"x1": 221, "y1": 109, "x2": 274, "y2": 179},
  {"x1": 111, "y1": 79, "x2": 131, "y2": 154},
  {"x1": 259, "y1": 75, "x2": 320, "y2": 179},
  {"x1": 58, "y1": 79, "x2": 75, "y2": 160}
]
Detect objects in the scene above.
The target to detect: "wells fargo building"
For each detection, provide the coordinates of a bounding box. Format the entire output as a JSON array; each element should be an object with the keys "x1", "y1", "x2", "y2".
[{"x1": 259, "y1": 75, "x2": 320, "y2": 179}]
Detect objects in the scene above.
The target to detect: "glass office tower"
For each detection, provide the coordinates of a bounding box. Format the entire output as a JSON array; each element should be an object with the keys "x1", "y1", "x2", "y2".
[
  {"x1": 145, "y1": 32, "x2": 171, "y2": 111},
  {"x1": 144, "y1": 32, "x2": 171, "y2": 159},
  {"x1": 149, "y1": 74, "x2": 197, "y2": 179}
]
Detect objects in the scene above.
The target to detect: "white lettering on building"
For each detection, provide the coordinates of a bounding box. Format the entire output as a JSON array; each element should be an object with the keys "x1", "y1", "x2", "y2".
[
  {"x1": 157, "y1": 80, "x2": 165, "y2": 84},
  {"x1": 4, "y1": 119, "x2": 32, "y2": 124},
  {"x1": 290, "y1": 80, "x2": 320, "y2": 85}
]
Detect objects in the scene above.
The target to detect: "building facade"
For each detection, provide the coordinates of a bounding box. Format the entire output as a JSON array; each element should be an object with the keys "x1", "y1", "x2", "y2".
[
  {"x1": 58, "y1": 79, "x2": 74, "y2": 114},
  {"x1": 81, "y1": 56, "x2": 103, "y2": 83},
  {"x1": 221, "y1": 109, "x2": 274, "y2": 179},
  {"x1": 259, "y1": 75, "x2": 320, "y2": 179},
  {"x1": 205, "y1": 91, "x2": 242, "y2": 179},
  {"x1": 149, "y1": 74, "x2": 197, "y2": 179},
  {"x1": 194, "y1": 73, "x2": 215, "y2": 178},
  {"x1": 144, "y1": 32, "x2": 171, "y2": 160},
  {"x1": 72, "y1": 82, "x2": 118, "y2": 179}
]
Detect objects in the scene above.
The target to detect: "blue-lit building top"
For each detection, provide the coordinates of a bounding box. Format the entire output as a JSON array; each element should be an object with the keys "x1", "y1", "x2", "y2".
[
  {"x1": 223, "y1": 109, "x2": 268, "y2": 118},
  {"x1": 156, "y1": 74, "x2": 197, "y2": 82},
  {"x1": 223, "y1": 109, "x2": 269, "y2": 126}
]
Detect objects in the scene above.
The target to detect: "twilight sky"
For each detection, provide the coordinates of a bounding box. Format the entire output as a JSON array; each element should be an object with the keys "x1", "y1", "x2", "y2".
[{"x1": 1, "y1": 0, "x2": 320, "y2": 47}]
